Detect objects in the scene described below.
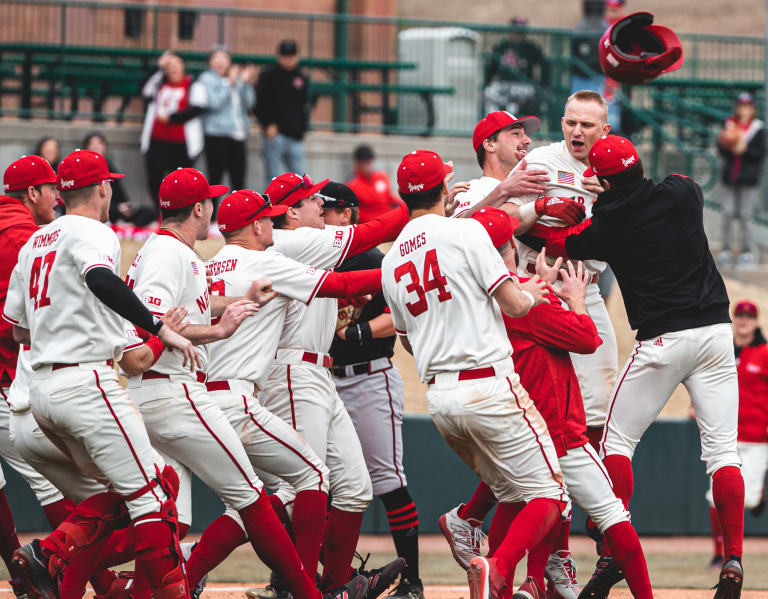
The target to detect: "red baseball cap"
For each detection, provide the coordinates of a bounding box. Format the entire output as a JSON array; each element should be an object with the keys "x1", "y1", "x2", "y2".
[
  {"x1": 158, "y1": 168, "x2": 228, "y2": 210},
  {"x1": 471, "y1": 207, "x2": 519, "y2": 248},
  {"x1": 57, "y1": 150, "x2": 124, "y2": 191},
  {"x1": 472, "y1": 111, "x2": 540, "y2": 152},
  {"x1": 3, "y1": 155, "x2": 57, "y2": 193},
  {"x1": 217, "y1": 190, "x2": 290, "y2": 233},
  {"x1": 397, "y1": 150, "x2": 452, "y2": 195},
  {"x1": 265, "y1": 172, "x2": 329, "y2": 207},
  {"x1": 734, "y1": 300, "x2": 758, "y2": 317},
  {"x1": 583, "y1": 135, "x2": 640, "y2": 178}
]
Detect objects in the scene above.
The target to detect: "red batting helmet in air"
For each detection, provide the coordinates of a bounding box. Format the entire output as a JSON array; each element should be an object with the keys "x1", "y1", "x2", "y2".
[{"x1": 599, "y1": 11, "x2": 684, "y2": 84}]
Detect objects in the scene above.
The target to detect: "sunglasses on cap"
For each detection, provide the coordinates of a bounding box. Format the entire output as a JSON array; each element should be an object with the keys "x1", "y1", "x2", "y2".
[
  {"x1": 247, "y1": 193, "x2": 273, "y2": 220},
  {"x1": 283, "y1": 173, "x2": 314, "y2": 202}
]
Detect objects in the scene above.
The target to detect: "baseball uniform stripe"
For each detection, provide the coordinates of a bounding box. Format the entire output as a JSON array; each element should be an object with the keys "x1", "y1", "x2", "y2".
[
  {"x1": 384, "y1": 370, "x2": 404, "y2": 488},
  {"x1": 82, "y1": 263, "x2": 114, "y2": 276},
  {"x1": 182, "y1": 383, "x2": 261, "y2": 493},
  {"x1": 1, "y1": 313, "x2": 19, "y2": 325},
  {"x1": 306, "y1": 271, "x2": 330, "y2": 305},
  {"x1": 93, "y1": 369, "x2": 160, "y2": 503},
  {"x1": 601, "y1": 341, "x2": 642, "y2": 457},
  {"x1": 387, "y1": 502, "x2": 416, "y2": 516},
  {"x1": 287, "y1": 365, "x2": 296, "y2": 429},
  {"x1": 241, "y1": 395, "x2": 325, "y2": 492},
  {"x1": 486, "y1": 274, "x2": 511, "y2": 295},
  {"x1": 335, "y1": 227, "x2": 355, "y2": 268},
  {"x1": 582, "y1": 445, "x2": 614, "y2": 489}
]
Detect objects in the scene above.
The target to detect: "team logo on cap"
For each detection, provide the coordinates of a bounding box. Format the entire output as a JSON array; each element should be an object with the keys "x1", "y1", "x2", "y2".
[
  {"x1": 3, "y1": 184, "x2": 8, "y2": 191},
  {"x1": 60, "y1": 179, "x2": 75, "y2": 189},
  {"x1": 159, "y1": 199, "x2": 171, "y2": 208},
  {"x1": 408, "y1": 182, "x2": 424, "y2": 192},
  {"x1": 621, "y1": 155, "x2": 636, "y2": 168}
]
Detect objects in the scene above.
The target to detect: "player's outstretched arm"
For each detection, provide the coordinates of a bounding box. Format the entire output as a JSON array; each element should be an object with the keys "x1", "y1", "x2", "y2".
[
  {"x1": 315, "y1": 269, "x2": 382, "y2": 300},
  {"x1": 492, "y1": 276, "x2": 549, "y2": 318},
  {"x1": 210, "y1": 277, "x2": 278, "y2": 316},
  {"x1": 119, "y1": 307, "x2": 191, "y2": 376},
  {"x1": 181, "y1": 299, "x2": 260, "y2": 345},
  {"x1": 346, "y1": 203, "x2": 410, "y2": 257}
]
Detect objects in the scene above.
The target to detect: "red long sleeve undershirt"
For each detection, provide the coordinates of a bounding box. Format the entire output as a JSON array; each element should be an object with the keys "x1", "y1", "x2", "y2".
[
  {"x1": 316, "y1": 269, "x2": 381, "y2": 299},
  {"x1": 346, "y1": 204, "x2": 409, "y2": 257}
]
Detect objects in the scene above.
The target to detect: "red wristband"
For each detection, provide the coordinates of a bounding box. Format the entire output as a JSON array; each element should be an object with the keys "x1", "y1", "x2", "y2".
[{"x1": 144, "y1": 335, "x2": 165, "y2": 365}]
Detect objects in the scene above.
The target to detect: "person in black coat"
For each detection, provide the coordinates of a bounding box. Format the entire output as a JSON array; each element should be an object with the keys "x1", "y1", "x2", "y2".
[{"x1": 717, "y1": 92, "x2": 766, "y2": 267}]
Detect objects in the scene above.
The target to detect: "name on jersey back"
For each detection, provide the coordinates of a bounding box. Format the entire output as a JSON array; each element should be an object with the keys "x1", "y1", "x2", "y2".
[
  {"x1": 32, "y1": 229, "x2": 60, "y2": 248},
  {"x1": 207, "y1": 258, "x2": 238, "y2": 276},
  {"x1": 399, "y1": 232, "x2": 427, "y2": 257}
]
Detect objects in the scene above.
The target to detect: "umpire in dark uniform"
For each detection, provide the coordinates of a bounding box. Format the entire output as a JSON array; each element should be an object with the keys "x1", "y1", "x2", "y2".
[{"x1": 320, "y1": 182, "x2": 423, "y2": 599}]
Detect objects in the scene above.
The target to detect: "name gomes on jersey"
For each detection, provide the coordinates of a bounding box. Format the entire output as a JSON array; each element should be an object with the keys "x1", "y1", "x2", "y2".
[{"x1": 399, "y1": 232, "x2": 427, "y2": 257}]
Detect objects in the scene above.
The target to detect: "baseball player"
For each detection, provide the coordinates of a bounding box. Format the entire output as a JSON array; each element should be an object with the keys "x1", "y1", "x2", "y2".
[
  {"x1": 258, "y1": 171, "x2": 413, "y2": 593},
  {"x1": 705, "y1": 299, "x2": 768, "y2": 568},
  {"x1": 534, "y1": 134, "x2": 745, "y2": 599},
  {"x1": 320, "y1": 182, "x2": 423, "y2": 599},
  {"x1": 440, "y1": 208, "x2": 653, "y2": 599},
  {"x1": 3, "y1": 149, "x2": 198, "y2": 599},
  {"x1": 382, "y1": 149, "x2": 570, "y2": 599},
  {"x1": 184, "y1": 188, "x2": 385, "y2": 595},
  {"x1": 125, "y1": 168, "x2": 368, "y2": 599}
]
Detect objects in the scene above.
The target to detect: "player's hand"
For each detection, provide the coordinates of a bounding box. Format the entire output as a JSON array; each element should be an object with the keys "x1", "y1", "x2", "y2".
[
  {"x1": 347, "y1": 294, "x2": 372, "y2": 309},
  {"x1": 157, "y1": 325, "x2": 201, "y2": 372},
  {"x1": 443, "y1": 160, "x2": 455, "y2": 187},
  {"x1": 246, "y1": 277, "x2": 278, "y2": 307},
  {"x1": 534, "y1": 247, "x2": 563, "y2": 286},
  {"x1": 497, "y1": 160, "x2": 549, "y2": 198},
  {"x1": 215, "y1": 300, "x2": 260, "y2": 339},
  {"x1": 581, "y1": 175, "x2": 604, "y2": 196},
  {"x1": 160, "y1": 306, "x2": 189, "y2": 334},
  {"x1": 534, "y1": 196, "x2": 586, "y2": 225},
  {"x1": 556, "y1": 260, "x2": 589, "y2": 309},
  {"x1": 518, "y1": 275, "x2": 550, "y2": 306},
  {"x1": 445, "y1": 181, "x2": 470, "y2": 217}
]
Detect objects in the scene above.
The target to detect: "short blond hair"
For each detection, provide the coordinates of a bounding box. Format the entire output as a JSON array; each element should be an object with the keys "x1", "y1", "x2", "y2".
[{"x1": 565, "y1": 90, "x2": 609, "y2": 123}]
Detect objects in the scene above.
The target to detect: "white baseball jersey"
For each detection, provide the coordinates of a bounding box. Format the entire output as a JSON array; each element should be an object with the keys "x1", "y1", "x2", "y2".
[
  {"x1": 125, "y1": 231, "x2": 210, "y2": 379},
  {"x1": 381, "y1": 214, "x2": 513, "y2": 381},
  {"x1": 270, "y1": 226, "x2": 355, "y2": 353},
  {"x1": 452, "y1": 176, "x2": 502, "y2": 218},
  {"x1": 512, "y1": 141, "x2": 605, "y2": 275},
  {"x1": 2, "y1": 215, "x2": 132, "y2": 368},
  {"x1": 206, "y1": 244, "x2": 328, "y2": 387}
]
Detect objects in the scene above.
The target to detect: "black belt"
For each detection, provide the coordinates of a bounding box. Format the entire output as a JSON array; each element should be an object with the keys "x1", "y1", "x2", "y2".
[{"x1": 332, "y1": 363, "x2": 368, "y2": 378}]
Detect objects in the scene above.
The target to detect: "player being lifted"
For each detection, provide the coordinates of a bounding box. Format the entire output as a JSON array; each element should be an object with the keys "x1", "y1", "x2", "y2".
[{"x1": 382, "y1": 150, "x2": 568, "y2": 599}]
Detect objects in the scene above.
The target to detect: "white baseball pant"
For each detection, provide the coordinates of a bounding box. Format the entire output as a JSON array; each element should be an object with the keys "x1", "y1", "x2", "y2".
[
  {"x1": 333, "y1": 358, "x2": 407, "y2": 496},
  {"x1": 706, "y1": 441, "x2": 768, "y2": 509},
  {"x1": 259, "y1": 358, "x2": 373, "y2": 512},
  {"x1": 29, "y1": 362, "x2": 168, "y2": 519},
  {"x1": 427, "y1": 358, "x2": 569, "y2": 510},
  {"x1": 602, "y1": 323, "x2": 741, "y2": 476}
]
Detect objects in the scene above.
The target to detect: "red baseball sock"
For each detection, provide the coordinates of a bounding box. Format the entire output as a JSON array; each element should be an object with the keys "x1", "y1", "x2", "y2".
[
  {"x1": 186, "y1": 514, "x2": 246, "y2": 588},
  {"x1": 239, "y1": 493, "x2": 320, "y2": 599},
  {"x1": 59, "y1": 537, "x2": 113, "y2": 598},
  {"x1": 586, "y1": 427, "x2": 604, "y2": 453},
  {"x1": 487, "y1": 502, "x2": 524, "y2": 557},
  {"x1": 709, "y1": 506, "x2": 724, "y2": 558},
  {"x1": 133, "y1": 514, "x2": 186, "y2": 597},
  {"x1": 292, "y1": 490, "x2": 328, "y2": 578},
  {"x1": 458, "y1": 481, "x2": 498, "y2": 525},
  {"x1": 320, "y1": 507, "x2": 363, "y2": 589},
  {"x1": 270, "y1": 494, "x2": 291, "y2": 526},
  {"x1": 493, "y1": 498, "x2": 562, "y2": 584},
  {"x1": 604, "y1": 521, "x2": 653, "y2": 599},
  {"x1": 554, "y1": 517, "x2": 571, "y2": 553},
  {"x1": 602, "y1": 454, "x2": 634, "y2": 509},
  {"x1": 95, "y1": 528, "x2": 135, "y2": 569},
  {"x1": 712, "y1": 466, "x2": 744, "y2": 559},
  {"x1": 42, "y1": 498, "x2": 76, "y2": 528},
  {"x1": 0, "y1": 489, "x2": 20, "y2": 571},
  {"x1": 526, "y1": 516, "x2": 560, "y2": 592}
]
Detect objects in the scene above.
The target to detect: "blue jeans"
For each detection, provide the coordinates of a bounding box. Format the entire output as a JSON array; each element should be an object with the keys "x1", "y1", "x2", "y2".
[{"x1": 261, "y1": 132, "x2": 306, "y2": 188}]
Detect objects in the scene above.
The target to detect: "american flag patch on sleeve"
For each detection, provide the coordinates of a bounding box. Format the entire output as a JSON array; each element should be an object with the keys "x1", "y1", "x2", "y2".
[
  {"x1": 191, "y1": 262, "x2": 199, "y2": 275},
  {"x1": 557, "y1": 171, "x2": 575, "y2": 185}
]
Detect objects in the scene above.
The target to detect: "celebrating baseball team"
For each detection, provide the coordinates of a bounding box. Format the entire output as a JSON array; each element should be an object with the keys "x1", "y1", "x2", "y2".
[{"x1": 0, "y1": 45, "x2": 755, "y2": 599}]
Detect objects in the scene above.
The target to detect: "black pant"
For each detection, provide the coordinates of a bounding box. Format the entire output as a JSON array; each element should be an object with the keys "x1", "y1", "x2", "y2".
[
  {"x1": 145, "y1": 138, "x2": 193, "y2": 203},
  {"x1": 204, "y1": 136, "x2": 247, "y2": 219}
]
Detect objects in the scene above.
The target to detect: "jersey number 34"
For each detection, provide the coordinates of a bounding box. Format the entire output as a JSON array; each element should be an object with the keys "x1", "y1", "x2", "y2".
[{"x1": 394, "y1": 249, "x2": 452, "y2": 317}]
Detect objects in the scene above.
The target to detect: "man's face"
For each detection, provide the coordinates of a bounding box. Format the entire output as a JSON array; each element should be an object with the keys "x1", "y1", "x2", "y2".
[
  {"x1": 356, "y1": 159, "x2": 374, "y2": 177},
  {"x1": 493, "y1": 125, "x2": 531, "y2": 170},
  {"x1": 734, "y1": 314, "x2": 758, "y2": 338},
  {"x1": 292, "y1": 194, "x2": 325, "y2": 229},
  {"x1": 31, "y1": 183, "x2": 59, "y2": 225},
  {"x1": 562, "y1": 99, "x2": 610, "y2": 163},
  {"x1": 98, "y1": 181, "x2": 113, "y2": 223},
  {"x1": 277, "y1": 54, "x2": 299, "y2": 71},
  {"x1": 196, "y1": 199, "x2": 214, "y2": 240},
  {"x1": 210, "y1": 51, "x2": 231, "y2": 76}
]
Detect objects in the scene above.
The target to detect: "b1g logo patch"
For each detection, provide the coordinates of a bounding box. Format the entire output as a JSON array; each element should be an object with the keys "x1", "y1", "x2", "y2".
[{"x1": 333, "y1": 230, "x2": 344, "y2": 249}]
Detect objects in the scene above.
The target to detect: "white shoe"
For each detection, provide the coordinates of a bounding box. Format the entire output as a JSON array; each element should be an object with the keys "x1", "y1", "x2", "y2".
[
  {"x1": 717, "y1": 250, "x2": 733, "y2": 267},
  {"x1": 438, "y1": 504, "x2": 487, "y2": 570},
  {"x1": 737, "y1": 252, "x2": 755, "y2": 268},
  {"x1": 545, "y1": 550, "x2": 580, "y2": 599}
]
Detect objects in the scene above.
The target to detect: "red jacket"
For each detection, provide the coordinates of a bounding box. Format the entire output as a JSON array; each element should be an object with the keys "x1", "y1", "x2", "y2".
[
  {"x1": 346, "y1": 170, "x2": 404, "y2": 224},
  {"x1": 504, "y1": 276, "x2": 602, "y2": 456},
  {"x1": 0, "y1": 196, "x2": 38, "y2": 383},
  {"x1": 736, "y1": 330, "x2": 768, "y2": 443}
]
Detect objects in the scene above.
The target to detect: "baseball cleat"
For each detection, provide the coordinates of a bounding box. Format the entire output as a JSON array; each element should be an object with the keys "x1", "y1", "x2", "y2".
[
  {"x1": 713, "y1": 556, "x2": 743, "y2": 599},
  {"x1": 387, "y1": 578, "x2": 425, "y2": 599},
  {"x1": 577, "y1": 554, "x2": 624, "y2": 599},
  {"x1": 357, "y1": 556, "x2": 406, "y2": 599},
  {"x1": 438, "y1": 504, "x2": 487, "y2": 570},
  {"x1": 545, "y1": 550, "x2": 580, "y2": 599},
  {"x1": 513, "y1": 576, "x2": 543, "y2": 599},
  {"x1": 10, "y1": 540, "x2": 58, "y2": 599},
  {"x1": 467, "y1": 556, "x2": 506, "y2": 599},
  {"x1": 324, "y1": 574, "x2": 369, "y2": 599},
  {"x1": 708, "y1": 555, "x2": 725, "y2": 570}
]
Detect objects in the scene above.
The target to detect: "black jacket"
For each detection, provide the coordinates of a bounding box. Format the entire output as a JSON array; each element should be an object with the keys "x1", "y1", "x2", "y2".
[
  {"x1": 519, "y1": 175, "x2": 731, "y2": 340},
  {"x1": 254, "y1": 64, "x2": 309, "y2": 140},
  {"x1": 719, "y1": 119, "x2": 766, "y2": 186}
]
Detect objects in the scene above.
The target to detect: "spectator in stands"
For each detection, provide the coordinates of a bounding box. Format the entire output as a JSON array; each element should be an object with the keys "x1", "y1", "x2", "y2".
[
  {"x1": 140, "y1": 50, "x2": 205, "y2": 203},
  {"x1": 255, "y1": 39, "x2": 309, "y2": 187},
  {"x1": 83, "y1": 131, "x2": 156, "y2": 226},
  {"x1": 718, "y1": 92, "x2": 766, "y2": 267},
  {"x1": 345, "y1": 144, "x2": 403, "y2": 223},
  {"x1": 604, "y1": 0, "x2": 626, "y2": 26},
  {"x1": 197, "y1": 46, "x2": 257, "y2": 218},
  {"x1": 34, "y1": 136, "x2": 60, "y2": 171}
]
